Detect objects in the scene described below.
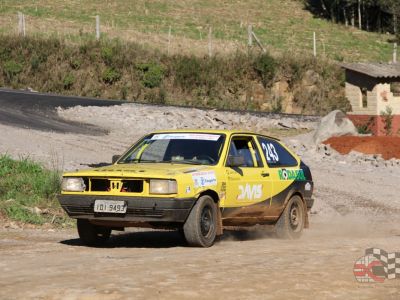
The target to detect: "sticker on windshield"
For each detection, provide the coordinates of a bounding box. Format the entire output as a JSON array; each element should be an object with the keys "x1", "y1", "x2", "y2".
[
  {"x1": 151, "y1": 133, "x2": 221, "y2": 141},
  {"x1": 192, "y1": 171, "x2": 217, "y2": 188}
]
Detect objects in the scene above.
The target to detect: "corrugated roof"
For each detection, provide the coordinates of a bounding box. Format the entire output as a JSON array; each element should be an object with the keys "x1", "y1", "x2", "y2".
[{"x1": 341, "y1": 63, "x2": 400, "y2": 78}]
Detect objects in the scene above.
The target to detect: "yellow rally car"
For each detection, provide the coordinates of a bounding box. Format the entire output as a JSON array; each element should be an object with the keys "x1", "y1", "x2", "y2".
[{"x1": 58, "y1": 130, "x2": 314, "y2": 247}]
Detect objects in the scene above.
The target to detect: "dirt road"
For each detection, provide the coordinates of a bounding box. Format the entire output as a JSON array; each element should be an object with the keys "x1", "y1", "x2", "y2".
[
  {"x1": 1, "y1": 161, "x2": 400, "y2": 299},
  {"x1": 1, "y1": 213, "x2": 399, "y2": 299},
  {"x1": 0, "y1": 91, "x2": 399, "y2": 299}
]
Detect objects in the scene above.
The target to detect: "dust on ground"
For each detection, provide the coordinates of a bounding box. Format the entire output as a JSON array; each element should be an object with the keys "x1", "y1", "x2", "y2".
[{"x1": 0, "y1": 103, "x2": 399, "y2": 299}]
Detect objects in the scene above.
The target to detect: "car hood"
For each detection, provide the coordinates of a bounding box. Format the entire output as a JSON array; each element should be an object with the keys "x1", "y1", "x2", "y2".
[{"x1": 63, "y1": 163, "x2": 212, "y2": 178}]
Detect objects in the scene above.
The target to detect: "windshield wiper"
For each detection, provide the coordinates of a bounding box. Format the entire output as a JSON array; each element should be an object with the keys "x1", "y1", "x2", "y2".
[
  {"x1": 162, "y1": 160, "x2": 205, "y2": 165},
  {"x1": 121, "y1": 158, "x2": 159, "y2": 164}
]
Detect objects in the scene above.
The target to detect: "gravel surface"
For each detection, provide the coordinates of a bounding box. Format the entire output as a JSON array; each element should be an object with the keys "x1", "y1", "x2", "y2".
[{"x1": 0, "y1": 103, "x2": 399, "y2": 299}]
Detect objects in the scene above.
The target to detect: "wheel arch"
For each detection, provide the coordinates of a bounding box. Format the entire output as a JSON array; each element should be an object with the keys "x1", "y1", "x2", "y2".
[
  {"x1": 198, "y1": 189, "x2": 220, "y2": 203},
  {"x1": 197, "y1": 189, "x2": 223, "y2": 235},
  {"x1": 283, "y1": 189, "x2": 309, "y2": 229}
]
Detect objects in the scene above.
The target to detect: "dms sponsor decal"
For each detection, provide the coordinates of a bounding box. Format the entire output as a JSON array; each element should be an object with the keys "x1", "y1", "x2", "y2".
[
  {"x1": 192, "y1": 171, "x2": 217, "y2": 188},
  {"x1": 238, "y1": 184, "x2": 262, "y2": 201},
  {"x1": 278, "y1": 169, "x2": 306, "y2": 181}
]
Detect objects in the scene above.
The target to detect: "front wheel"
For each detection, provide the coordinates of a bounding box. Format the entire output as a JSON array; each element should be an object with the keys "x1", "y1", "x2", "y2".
[
  {"x1": 183, "y1": 195, "x2": 218, "y2": 247},
  {"x1": 275, "y1": 195, "x2": 305, "y2": 239},
  {"x1": 77, "y1": 219, "x2": 111, "y2": 246}
]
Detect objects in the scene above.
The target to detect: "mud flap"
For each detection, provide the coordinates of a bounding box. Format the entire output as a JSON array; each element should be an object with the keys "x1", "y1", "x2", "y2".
[
  {"x1": 304, "y1": 202, "x2": 309, "y2": 229},
  {"x1": 216, "y1": 205, "x2": 223, "y2": 236}
]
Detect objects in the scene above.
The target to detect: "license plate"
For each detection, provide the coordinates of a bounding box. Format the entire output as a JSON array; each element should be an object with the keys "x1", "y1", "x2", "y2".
[{"x1": 94, "y1": 200, "x2": 127, "y2": 214}]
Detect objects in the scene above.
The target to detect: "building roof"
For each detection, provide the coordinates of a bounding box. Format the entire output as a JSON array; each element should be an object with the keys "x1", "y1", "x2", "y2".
[{"x1": 341, "y1": 63, "x2": 400, "y2": 79}]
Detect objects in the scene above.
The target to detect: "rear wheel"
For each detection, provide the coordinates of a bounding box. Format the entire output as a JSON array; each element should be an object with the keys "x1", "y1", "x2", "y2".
[
  {"x1": 275, "y1": 195, "x2": 305, "y2": 239},
  {"x1": 77, "y1": 219, "x2": 111, "y2": 246},
  {"x1": 183, "y1": 195, "x2": 217, "y2": 247}
]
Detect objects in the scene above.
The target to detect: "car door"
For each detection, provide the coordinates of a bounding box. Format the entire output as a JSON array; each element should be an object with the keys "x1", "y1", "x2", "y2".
[
  {"x1": 256, "y1": 136, "x2": 300, "y2": 217},
  {"x1": 223, "y1": 134, "x2": 272, "y2": 220}
]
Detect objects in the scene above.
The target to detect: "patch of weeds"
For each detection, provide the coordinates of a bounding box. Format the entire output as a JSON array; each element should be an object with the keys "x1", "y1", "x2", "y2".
[
  {"x1": 121, "y1": 85, "x2": 128, "y2": 100},
  {"x1": 253, "y1": 53, "x2": 276, "y2": 87},
  {"x1": 0, "y1": 155, "x2": 63, "y2": 225},
  {"x1": 101, "y1": 46, "x2": 114, "y2": 66},
  {"x1": 3, "y1": 60, "x2": 23, "y2": 81},
  {"x1": 63, "y1": 73, "x2": 75, "y2": 90},
  {"x1": 30, "y1": 55, "x2": 41, "y2": 70},
  {"x1": 381, "y1": 106, "x2": 394, "y2": 136},
  {"x1": 144, "y1": 87, "x2": 166, "y2": 104},
  {"x1": 356, "y1": 116, "x2": 374, "y2": 134},
  {"x1": 69, "y1": 58, "x2": 82, "y2": 70},
  {"x1": 174, "y1": 56, "x2": 202, "y2": 91},
  {"x1": 137, "y1": 62, "x2": 165, "y2": 88},
  {"x1": 102, "y1": 67, "x2": 121, "y2": 84}
]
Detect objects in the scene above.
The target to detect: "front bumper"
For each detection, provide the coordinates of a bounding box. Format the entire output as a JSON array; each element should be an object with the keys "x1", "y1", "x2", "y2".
[{"x1": 58, "y1": 195, "x2": 196, "y2": 223}]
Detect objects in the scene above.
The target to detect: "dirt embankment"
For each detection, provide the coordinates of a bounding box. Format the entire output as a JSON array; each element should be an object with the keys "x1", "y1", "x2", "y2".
[
  {"x1": 0, "y1": 35, "x2": 349, "y2": 115},
  {"x1": 324, "y1": 136, "x2": 400, "y2": 160}
]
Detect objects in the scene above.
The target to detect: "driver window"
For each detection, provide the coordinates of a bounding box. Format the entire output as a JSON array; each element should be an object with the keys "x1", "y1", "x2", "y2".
[{"x1": 228, "y1": 137, "x2": 262, "y2": 167}]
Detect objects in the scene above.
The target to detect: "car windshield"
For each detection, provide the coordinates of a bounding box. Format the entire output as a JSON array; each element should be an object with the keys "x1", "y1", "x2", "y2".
[{"x1": 118, "y1": 133, "x2": 225, "y2": 165}]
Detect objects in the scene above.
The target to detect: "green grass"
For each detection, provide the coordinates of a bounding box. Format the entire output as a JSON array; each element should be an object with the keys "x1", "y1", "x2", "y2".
[
  {"x1": 0, "y1": 155, "x2": 68, "y2": 226},
  {"x1": 0, "y1": 0, "x2": 394, "y2": 62}
]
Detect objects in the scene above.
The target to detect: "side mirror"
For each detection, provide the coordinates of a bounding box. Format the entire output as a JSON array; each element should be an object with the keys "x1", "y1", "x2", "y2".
[
  {"x1": 227, "y1": 155, "x2": 245, "y2": 167},
  {"x1": 112, "y1": 155, "x2": 121, "y2": 164}
]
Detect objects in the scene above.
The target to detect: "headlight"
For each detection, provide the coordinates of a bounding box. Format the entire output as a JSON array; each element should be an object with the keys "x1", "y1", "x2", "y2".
[
  {"x1": 61, "y1": 177, "x2": 86, "y2": 192},
  {"x1": 149, "y1": 179, "x2": 177, "y2": 194}
]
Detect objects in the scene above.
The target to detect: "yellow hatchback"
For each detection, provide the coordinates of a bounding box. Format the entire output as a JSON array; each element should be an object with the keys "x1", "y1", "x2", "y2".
[{"x1": 58, "y1": 130, "x2": 314, "y2": 247}]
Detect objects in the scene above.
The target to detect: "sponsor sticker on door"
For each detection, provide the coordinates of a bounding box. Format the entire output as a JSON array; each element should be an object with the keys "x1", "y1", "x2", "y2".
[{"x1": 192, "y1": 171, "x2": 217, "y2": 188}]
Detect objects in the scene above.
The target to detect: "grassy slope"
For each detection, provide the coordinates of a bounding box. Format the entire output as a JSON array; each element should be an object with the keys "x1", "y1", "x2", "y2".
[
  {"x1": 0, "y1": 155, "x2": 68, "y2": 226},
  {"x1": 0, "y1": 0, "x2": 394, "y2": 62}
]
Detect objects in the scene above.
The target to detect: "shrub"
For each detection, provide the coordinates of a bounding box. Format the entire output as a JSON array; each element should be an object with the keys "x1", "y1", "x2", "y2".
[
  {"x1": 3, "y1": 60, "x2": 23, "y2": 81},
  {"x1": 137, "y1": 62, "x2": 165, "y2": 88},
  {"x1": 101, "y1": 46, "x2": 114, "y2": 66},
  {"x1": 63, "y1": 73, "x2": 75, "y2": 90},
  {"x1": 356, "y1": 116, "x2": 374, "y2": 134},
  {"x1": 381, "y1": 106, "x2": 394, "y2": 136},
  {"x1": 174, "y1": 56, "x2": 202, "y2": 91},
  {"x1": 253, "y1": 53, "x2": 276, "y2": 87},
  {"x1": 102, "y1": 68, "x2": 121, "y2": 84},
  {"x1": 69, "y1": 58, "x2": 82, "y2": 70},
  {"x1": 121, "y1": 85, "x2": 128, "y2": 100},
  {"x1": 30, "y1": 55, "x2": 40, "y2": 70},
  {"x1": 144, "y1": 87, "x2": 167, "y2": 104}
]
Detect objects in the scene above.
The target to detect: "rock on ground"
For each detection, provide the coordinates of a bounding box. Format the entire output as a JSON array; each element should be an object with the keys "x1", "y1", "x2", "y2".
[{"x1": 312, "y1": 110, "x2": 357, "y2": 145}]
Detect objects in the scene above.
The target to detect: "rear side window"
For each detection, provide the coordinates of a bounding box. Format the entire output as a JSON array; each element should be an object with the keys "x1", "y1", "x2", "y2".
[{"x1": 257, "y1": 137, "x2": 297, "y2": 167}]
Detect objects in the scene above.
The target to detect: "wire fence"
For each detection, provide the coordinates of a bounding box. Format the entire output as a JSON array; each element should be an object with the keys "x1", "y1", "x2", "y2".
[{"x1": 6, "y1": 12, "x2": 396, "y2": 62}]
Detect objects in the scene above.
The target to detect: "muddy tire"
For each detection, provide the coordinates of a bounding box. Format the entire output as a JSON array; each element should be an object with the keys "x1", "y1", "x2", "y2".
[
  {"x1": 77, "y1": 219, "x2": 111, "y2": 246},
  {"x1": 275, "y1": 195, "x2": 305, "y2": 239},
  {"x1": 183, "y1": 195, "x2": 217, "y2": 247}
]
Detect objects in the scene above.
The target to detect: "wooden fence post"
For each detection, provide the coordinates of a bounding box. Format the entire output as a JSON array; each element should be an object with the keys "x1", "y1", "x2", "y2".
[
  {"x1": 248, "y1": 24, "x2": 253, "y2": 47},
  {"x1": 18, "y1": 12, "x2": 26, "y2": 36},
  {"x1": 167, "y1": 26, "x2": 171, "y2": 55},
  {"x1": 208, "y1": 27, "x2": 212, "y2": 57},
  {"x1": 313, "y1": 32, "x2": 317, "y2": 57},
  {"x1": 394, "y1": 43, "x2": 397, "y2": 63},
  {"x1": 96, "y1": 15, "x2": 100, "y2": 40}
]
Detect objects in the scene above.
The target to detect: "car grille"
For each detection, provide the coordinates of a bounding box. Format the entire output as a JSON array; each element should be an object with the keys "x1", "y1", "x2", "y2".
[{"x1": 84, "y1": 178, "x2": 144, "y2": 193}]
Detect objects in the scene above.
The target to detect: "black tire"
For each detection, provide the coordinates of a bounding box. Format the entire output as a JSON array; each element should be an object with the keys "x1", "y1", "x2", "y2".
[
  {"x1": 275, "y1": 195, "x2": 305, "y2": 239},
  {"x1": 183, "y1": 195, "x2": 218, "y2": 247},
  {"x1": 77, "y1": 219, "x2": 111, "y2": 246}
]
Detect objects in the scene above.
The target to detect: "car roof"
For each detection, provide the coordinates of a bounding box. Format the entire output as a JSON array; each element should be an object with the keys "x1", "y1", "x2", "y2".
[{"x1": 151, "y1": 129, "x2": 280, "y2": 141}]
